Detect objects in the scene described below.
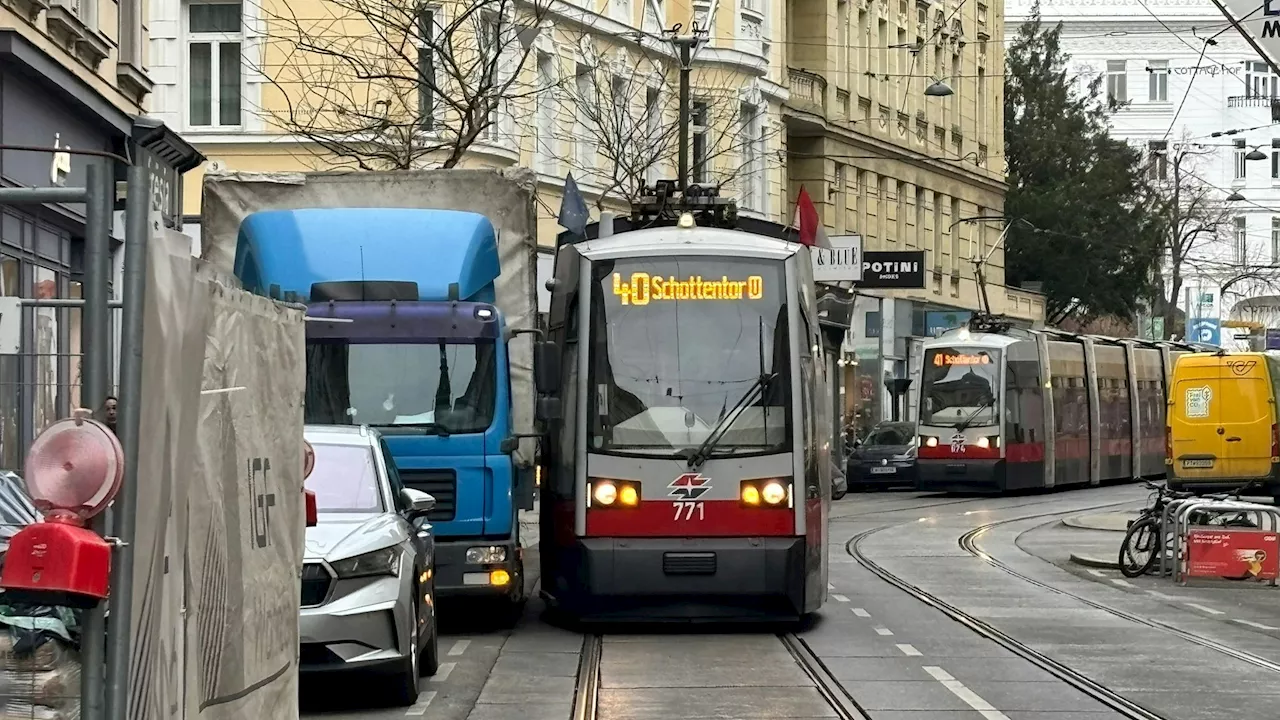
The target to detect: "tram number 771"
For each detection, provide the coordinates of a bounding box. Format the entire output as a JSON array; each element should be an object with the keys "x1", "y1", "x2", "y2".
[{"x1": 673, "y1": 501, "x2": 705, "y2": 521}]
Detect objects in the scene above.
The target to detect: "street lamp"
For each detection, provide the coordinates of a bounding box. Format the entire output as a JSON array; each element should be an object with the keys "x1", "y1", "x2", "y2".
[
  {"x1": 924, "y1": 80, "x2": 953, "y2": 97},
  {"x1": 1227, "y1": 191, "x2": 1246, "y2": 202},
  {"x1": 1246, "y1": 147, "x2": 1268, "y2": 161}
]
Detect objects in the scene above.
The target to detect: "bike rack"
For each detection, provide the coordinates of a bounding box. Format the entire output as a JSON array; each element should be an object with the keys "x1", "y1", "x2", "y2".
[{"x1": 1169, "y1": 500, "x2": 1280, "y2": 585}]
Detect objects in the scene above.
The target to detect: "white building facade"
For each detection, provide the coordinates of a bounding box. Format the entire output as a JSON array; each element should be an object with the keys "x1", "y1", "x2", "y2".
[{"x1": 1006, "y1": 0, "x2": 1280, "y2": 343}]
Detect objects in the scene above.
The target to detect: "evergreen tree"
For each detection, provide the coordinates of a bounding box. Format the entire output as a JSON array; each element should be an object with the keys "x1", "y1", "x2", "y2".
[{"x1": 1004, "y1": 7, "x2": 1163, "y2": 325}]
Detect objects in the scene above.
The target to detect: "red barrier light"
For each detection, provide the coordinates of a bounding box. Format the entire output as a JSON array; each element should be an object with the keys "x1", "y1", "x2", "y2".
[{"x1": 1, "y1": 408, "x2": 122, "y2": 607}]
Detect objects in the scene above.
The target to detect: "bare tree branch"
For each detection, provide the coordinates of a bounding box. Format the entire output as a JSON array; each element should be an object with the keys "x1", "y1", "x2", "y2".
[{"x1": 250, "y1": 0, "x2": 554, "y2": 169}]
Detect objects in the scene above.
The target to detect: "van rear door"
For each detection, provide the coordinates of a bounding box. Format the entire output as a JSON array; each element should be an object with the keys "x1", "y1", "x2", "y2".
[
  {"x1": 1219, "y1": 356, "x2": 1274, "y2": 480},
  {"x1": 1170, "y1": 356, "x2": 1223, "y2": 480}
]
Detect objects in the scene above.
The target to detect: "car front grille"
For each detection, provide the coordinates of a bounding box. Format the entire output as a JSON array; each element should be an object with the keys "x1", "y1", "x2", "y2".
[
  {"x1": 399, "y1": 469, "x2": 456, "y2": 521},
  {"x1": 301, "y1": 563, "x2": 333, "y2": 607}
]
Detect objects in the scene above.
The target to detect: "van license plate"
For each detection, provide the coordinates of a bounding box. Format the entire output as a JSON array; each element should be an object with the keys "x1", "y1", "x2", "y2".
[
  {"x1": 871, "y1": 466, "x2": 897, "y2": 475},
  {"x1": 1181, "y1": 459, "x2": 1215, "y2": 469}
]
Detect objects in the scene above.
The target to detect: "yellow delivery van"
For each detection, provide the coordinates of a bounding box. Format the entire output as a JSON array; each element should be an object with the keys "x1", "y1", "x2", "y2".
[{"x1": 1167, "y1": 351, "x2": 1280, "y2": 501}]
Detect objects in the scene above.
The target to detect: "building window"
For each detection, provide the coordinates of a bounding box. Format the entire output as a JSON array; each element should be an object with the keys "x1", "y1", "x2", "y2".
[
  {"x1": 1148, "y1": 140, "x2": 1168, "y2": 181},
  {"x1": 1147, "y1": 60, "x2": 1168, "y2": 102},
  {"x1": 1272, "y1": 217, "x2": 1280, "y2": 263},
  {"x1": 1235, "y1": 216, "x2": 1248, "y2": 263},
  {"x1": 1246, "y1": 61, "x2": 1277, "y2": 98},
  {"x1": 187, "y1": 1, "x2": 244, "y2": 129},
  {"x1": 692, "y1": 100, "x2": 710, "y2": 184},
  {"x1": 739, "y1": 103, "x2": 766, "y2": 212},
  {"x1": 1235, "y1": 139, "x2": 1248, "y2": 181},
  {"x1": 977, "y1": 69, "x2": 986, "y2": 139},
  {"x1": 534, "y1": 52, "x2": 556, "y2": 174},
  {"x1": 738, "y1": 0, "x2": 765, "y2": 57},
  {"x1": 574, "y1": 64, "x2": 595, "y2": 170},
  {"x1": 1272, "y1": 139, "x2": 1280, "y2": 180},
  {"x1": 417, "y1": 8, "x2": 438, "y2": 132},
  {"x1": 644, "y1": 86, "x2": 661, "y2": 185},
  {"x1": 1106, "y1": 60, "x2": 1127, "y2": 103},
  {"x1": 950, "y1": 197, "x2": 962, "y2": 269}
]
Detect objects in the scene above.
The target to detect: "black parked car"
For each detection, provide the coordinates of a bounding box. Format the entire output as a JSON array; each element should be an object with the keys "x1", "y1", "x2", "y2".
[{"x1": 847, "y1": 421, "x2": 918, "y2": 489}]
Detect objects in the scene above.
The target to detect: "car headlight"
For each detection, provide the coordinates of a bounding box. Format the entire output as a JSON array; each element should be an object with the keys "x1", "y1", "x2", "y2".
[
  {"x1": 331, "y1": 546, "x2": 403, "y2": 579},
  {"x1": 466, "y1": 546, "x2": 507, "y2": 564}
]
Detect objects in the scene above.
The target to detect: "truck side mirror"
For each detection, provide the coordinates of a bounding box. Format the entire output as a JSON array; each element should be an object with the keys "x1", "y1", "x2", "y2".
[
  {"x1": 537, "y1": 396, "x2": 562, "y2": 421},
  {"x1": 534, "y1": 341, "x2": 561, "y2": 394},
  {"x1": 500, "y1": 436, "x2": 519, "y2": 454}
]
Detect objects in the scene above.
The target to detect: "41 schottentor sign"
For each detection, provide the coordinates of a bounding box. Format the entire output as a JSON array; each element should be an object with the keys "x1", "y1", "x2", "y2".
[{"x1": 858, "y1": 251, "x2": 926, "y2": 289}]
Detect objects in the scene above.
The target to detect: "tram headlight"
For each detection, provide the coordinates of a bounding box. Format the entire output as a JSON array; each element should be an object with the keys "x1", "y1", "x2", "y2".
[
  {"x1": 589, "y1": 479, "x2": 640, "y2": 507},
  {"x1": 593, "y1": 481, "x2": 618, "y2": 505},
  {"x1": 924, "y1": 436, "x2": 938, "y2": 448},
  {"x1": 762, "y1": 481, "x2": 788, "y2": 505},
  {"x1": 976, "y1": 436, "x2": 990, "y2": 449},
  {"x1": 741, "y1": 484, "x2": 761, "y2": 505}
]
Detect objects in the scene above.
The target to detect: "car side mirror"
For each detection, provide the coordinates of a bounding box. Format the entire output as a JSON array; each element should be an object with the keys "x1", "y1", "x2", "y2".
[
  {"x1": 401, "y1": 488, "x2": 436, "y2": 518},
  {"x1": 534, "y1": 341, "x2": 561, "y2": 394}
]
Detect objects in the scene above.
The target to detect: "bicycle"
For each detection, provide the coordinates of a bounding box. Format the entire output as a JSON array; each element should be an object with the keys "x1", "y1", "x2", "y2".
[{"x1": 1117, "y1": 480, "x2": 1259, "y2": 578}]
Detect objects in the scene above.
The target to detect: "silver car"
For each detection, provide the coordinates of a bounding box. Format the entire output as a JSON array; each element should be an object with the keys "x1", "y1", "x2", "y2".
[{"x1": 300, "y1": 424, "x2": 439, "y2": 705}]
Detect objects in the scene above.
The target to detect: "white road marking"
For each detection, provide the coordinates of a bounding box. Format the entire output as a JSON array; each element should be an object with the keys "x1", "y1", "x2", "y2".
[
  {"x1": 896, "y1": 643, "x2": 922, "y2": 656},
  {"x1": 1234, "y1": 619, "x2": 1279, "y2": 630},
  {"x1": 1185, "y1": 603, "x2": 1225, "y2": 615},
  {"x1": 1147, "y1": 590, "x2": 1179, "y2": 601},
  {"x1": 405, "y1": 691, "x2": 437, "y2": 716},
  {"x1": 428, "y1": 662, "x2": 455, "y2": 682},
  {"x1": 874, "y1": 627, "x2": 894, "y2": 636},
  {"x1": 832, "y1": 594, "x2": 850, "y2": 603},
  {"x1": 852, "y1": 608, "x2": 871, "y2": 618},
  {"x1": 923, "y1": 666, "x2": 1011, "y2": 720},
  {"x1": 1110, "y1": 579, "x2": 1134, "y2": 588},
  {"x1": 448, "y1": 639, "x2": 471, "y2": 656},
  {"x1": 1087, "y1": 569, "x2": 1106, "y2": 577}
]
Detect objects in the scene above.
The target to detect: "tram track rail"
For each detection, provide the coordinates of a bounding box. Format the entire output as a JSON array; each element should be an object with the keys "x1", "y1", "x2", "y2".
[
  {"x1": 570, "y1": 634, "x2": 602, "y2": 720},
  {"x1": 845, "y1": 499, "x2": 1280, "y2": 720},
  {"x1": 779, "y1": 633, "x2": 872, "y2": 720}
]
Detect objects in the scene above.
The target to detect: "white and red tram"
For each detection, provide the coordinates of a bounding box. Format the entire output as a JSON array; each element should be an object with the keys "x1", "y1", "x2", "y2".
[
  {"x1": 536, "y1": 216, "x2": 830, "y2": 622},
  {"x1": 916, "y1": 325, "x2": 1201, "y2": 493}
]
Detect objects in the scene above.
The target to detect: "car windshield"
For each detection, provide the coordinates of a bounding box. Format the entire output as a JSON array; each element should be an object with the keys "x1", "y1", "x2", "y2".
[
  {"x1": 587, "y1": 255, "x2": 791, "y2": 456},
  {"x1": 864, "y1": 424, "x2": 915, "y2": 446},
  {"x1": 304, "y1": 442, "x2": 384, "y2": 513},
  {"x1": 920, "y1": 346, "x2": 1001, "y2": 427},
  {"x1": 304, "y1": 341, "x2": 497, "y2": 433}
]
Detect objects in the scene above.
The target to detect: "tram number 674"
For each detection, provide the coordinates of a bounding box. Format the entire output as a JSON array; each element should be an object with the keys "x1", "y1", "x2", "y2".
[{"x1": 673, "y1": 501, "x2": 705, "y2": 521}]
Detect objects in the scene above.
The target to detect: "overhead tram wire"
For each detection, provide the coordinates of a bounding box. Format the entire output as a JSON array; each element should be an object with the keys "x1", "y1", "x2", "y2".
[{"x1": 1163, "y1": 39, "x2": 1212, "y2": 142}]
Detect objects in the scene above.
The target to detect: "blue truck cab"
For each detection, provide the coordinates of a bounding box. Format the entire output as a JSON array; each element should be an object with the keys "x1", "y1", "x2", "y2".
[{"x1": 233, "y1": 207, "x2": 529, "y2": 611}]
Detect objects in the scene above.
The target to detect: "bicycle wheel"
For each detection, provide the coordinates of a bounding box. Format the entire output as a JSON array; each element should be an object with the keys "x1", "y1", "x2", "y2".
[{"x1": 1119, "y1": 517, "x2": 1161, "y2": 578}]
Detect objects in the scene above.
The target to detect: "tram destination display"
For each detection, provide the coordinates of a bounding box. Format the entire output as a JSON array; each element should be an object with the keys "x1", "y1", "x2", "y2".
[{"x1": 858, "y1": 251, "x2": 926, "y2": 289}]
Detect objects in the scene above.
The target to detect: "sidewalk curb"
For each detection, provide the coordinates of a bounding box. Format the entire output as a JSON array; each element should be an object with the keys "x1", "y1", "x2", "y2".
[
  {"x1": 1069, "y1": 552, "x2": 1120, "y2": 570},
  {"x1": 1061, "y1": 514, "x2": 1130, "y2": 532}
]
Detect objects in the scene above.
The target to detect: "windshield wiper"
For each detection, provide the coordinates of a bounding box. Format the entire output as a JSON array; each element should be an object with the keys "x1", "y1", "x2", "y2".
[
  {"x1": 373, "y1": 422, "x2": 452, "y2": 437},
  {"x1": 954, "y1": 396, "x2": 996, "y2": 431},
  {"x1": 683, "y1": 372, "x2": 776, "y2": 470}
]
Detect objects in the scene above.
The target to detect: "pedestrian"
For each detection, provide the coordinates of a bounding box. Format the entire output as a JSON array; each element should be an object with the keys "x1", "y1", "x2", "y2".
[{"x1": 98, "y1": 395, "x2": 118, "y2": 436}]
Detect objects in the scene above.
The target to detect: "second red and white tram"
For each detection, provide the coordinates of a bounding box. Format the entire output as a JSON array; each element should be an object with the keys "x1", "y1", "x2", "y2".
[
  {"x1": 536, "y1": 214, "x2": 830, "y2": 622},
  {"x1": 916, "y1": 325, "x2": 1202, "y2": 493}
]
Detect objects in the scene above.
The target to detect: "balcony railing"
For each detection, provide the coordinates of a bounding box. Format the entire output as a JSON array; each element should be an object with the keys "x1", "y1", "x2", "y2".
[
  {"x1": 787, "y1": 67, "x2": 827, "y2": 117},
  {"x1": 1228, "y1": 95, "x2": 1280, "y2": 121}
]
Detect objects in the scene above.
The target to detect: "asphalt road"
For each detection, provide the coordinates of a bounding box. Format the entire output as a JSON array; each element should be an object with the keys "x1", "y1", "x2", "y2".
[{"x1": 299, "y1": 486, "x2": 1280, "y2": 720}]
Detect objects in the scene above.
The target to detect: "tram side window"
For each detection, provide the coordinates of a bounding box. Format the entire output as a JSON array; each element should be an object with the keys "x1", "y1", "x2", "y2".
[
  {"x1": 798, "y1": 309, "x2": 817, "y2": 487},
  {"x1": 555, "y1": 304, "x2": 578, "y2": 495}
]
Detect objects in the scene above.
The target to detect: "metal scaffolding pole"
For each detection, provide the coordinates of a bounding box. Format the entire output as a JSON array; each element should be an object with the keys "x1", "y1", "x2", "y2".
[
  {"x1": 79, "y1": 163, "x2": 112, "y2": 720},
  {"x1": 103, "y1": 166, "x2": 150, "y2": 720},
  {"x1": 0, "y1": 187, "x2": 87, "y2": 204}
]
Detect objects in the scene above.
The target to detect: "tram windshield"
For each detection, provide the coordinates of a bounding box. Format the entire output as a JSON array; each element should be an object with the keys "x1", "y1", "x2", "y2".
[
  {"x1": 587, "y1": 255, "x2": 791, "y2": 457},
  {"x1": 920, "y1": 346, "x2": 1002, "y2": 427}
]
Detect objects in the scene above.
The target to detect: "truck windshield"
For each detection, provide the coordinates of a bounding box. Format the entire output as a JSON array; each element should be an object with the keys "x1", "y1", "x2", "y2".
[
  {"x1": 587, "y1": 256, "x2": 791, "y2": 457},
  {"x1": 920, "y1": 346, "x2": 1001, "y2": 428},
  {"x1": 305, "y1": 340, "x2": 497, "y2": 433}
]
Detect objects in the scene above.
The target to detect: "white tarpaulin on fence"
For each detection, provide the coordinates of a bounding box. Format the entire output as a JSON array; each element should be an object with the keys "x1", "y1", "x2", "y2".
[
  {"x1": 185, "y1": 275, "x2": 305, "y2": 719},
  {"x1": 199, "y1": 168, "x2": 539, "y2": 467},
  {"x1": 126, "y1": 218, "x2": 306, "y2": 720},
  {"x1": 127, "y1": 228, "x2": 207, "y2": 720}
]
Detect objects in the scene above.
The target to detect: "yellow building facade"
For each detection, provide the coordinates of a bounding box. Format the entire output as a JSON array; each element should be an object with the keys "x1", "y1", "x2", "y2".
[{"x1": 150, "y1": 0, "x2": 789, "y2": 247}]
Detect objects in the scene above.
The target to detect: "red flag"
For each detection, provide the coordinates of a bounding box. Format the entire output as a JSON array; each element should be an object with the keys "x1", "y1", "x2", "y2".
[{"x1": 793, "y1": 186, "x2": 832, "y2": 249}]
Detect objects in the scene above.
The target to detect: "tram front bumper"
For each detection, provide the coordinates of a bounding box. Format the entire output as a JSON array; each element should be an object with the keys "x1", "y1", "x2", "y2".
[
  {"x1": 557, "y1": 537, "x2": 809, "y2": 621},
  {"x1": 916, "y1": 458, "x2": 1004, "y2": 493}
]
